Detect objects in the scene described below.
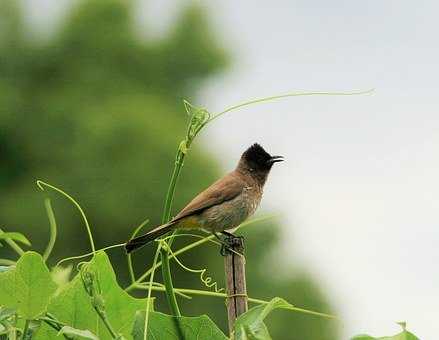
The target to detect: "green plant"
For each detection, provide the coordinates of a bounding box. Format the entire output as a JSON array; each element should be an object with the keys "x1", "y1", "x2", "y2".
[
  {"x1": 0, "y1": 2, "x2": 367, "y2": 337},
  {"x1": 0, "y1": 92, "x2": 419, "y2": 340}
]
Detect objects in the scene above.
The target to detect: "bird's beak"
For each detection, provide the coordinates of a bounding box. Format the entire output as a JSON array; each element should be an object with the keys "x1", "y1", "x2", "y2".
[{"x1": 268, "y1": 155, "x2": 284, "y2": 164}]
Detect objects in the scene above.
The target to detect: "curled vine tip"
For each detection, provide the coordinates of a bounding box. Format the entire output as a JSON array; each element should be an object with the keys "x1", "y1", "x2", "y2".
[{"x1": 183, "y1": 99, "x2": 211, "y2": 143}]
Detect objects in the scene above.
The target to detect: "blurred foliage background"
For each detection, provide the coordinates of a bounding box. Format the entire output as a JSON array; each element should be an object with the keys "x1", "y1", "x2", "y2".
[{"x1": 0, "y1": 0, "x2": 339, "y2": 338}]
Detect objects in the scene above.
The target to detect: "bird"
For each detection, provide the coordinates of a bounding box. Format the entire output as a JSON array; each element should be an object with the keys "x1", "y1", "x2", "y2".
[{"x1": 125, "y1": 143, "x2": 283, "y2": 253}]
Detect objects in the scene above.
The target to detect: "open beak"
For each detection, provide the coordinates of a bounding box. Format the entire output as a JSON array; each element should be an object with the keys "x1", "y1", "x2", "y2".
[{"x1": 269, "y1": 155, "x2": 284, "y2": 164}]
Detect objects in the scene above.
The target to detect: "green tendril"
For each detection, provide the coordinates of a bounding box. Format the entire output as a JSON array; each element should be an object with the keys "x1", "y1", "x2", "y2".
[
  {"x1": 55, "y1": 243, "x2": 125, "y2": 267},
  {"x1": 210, "y1": 88, "x2": 374, "y2": 122},
  {"x1": 159, "y1": 233, "x2": 221, "y2": 246},
  {"x1": 161, "y1": 241, "x2": 224, "y2": 293},
  {"x1": 36, "y1": 180, "x2": 96, "y2": 253},
  {"x1": 133, "y1": 285, "x2": 338, "y2": 320}
]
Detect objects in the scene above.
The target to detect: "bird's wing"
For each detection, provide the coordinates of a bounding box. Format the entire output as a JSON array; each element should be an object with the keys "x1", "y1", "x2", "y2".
[{"x1": 171, "y1": 172, "x2": 245, "y2": 222}]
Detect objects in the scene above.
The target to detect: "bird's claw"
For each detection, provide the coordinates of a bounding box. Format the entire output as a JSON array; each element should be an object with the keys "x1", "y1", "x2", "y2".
[
  {"x1": 219, "y1": 233, "x2": 244, "y2": 256},
  {"x1": 220, "y1": 243, "x2": 229, "y2": 256}
]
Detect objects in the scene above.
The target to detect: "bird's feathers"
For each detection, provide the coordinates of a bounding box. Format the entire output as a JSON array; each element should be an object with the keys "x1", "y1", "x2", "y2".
[
  {"x1": 125, "y1": 172, "x2": 246, "y2": 253},
  {"x1": 125, "y1": 221, "x2": 176, "y2": 253},
  {"x1": 172, "y1": 172, "x2": 245, "y2": 222}
]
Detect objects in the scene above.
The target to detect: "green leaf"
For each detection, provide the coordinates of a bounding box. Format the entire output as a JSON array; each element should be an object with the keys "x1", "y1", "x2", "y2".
[
  {"x1": 352, "y1": 323, "x2": 419, "y2": 340},
  {"x1": 237, "y1": 322, "x2": 271, "y2": 340},
  {"x1": 58, "y1": 326, "x2": 99, "y2": 340},
  {"x1": 0, "y1": 232, "x2": 31, "y2": 246},
  {"x1": 0, "y1": 251, "x2": 56, "y2": 319},
  {"x1": 351, "y1": 324, "x2": 420, "y2": 340},
  {"x1": 235, "y1": 297, "x2": 331, "y2": 340},
  {"x1": 34, "y1": 251, "x2": 150, "y2": 340},
  {"x1": 234, "y1": 297, "x2": 287, "y2": 339},
  {"x1": 132, "y1": 310, "x2": 228, "y2": 340}
]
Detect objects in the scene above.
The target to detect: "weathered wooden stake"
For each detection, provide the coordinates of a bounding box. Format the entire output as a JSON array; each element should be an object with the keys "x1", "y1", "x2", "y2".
[{"x1": 224, "y1": 236, "x2": 248, "y2": 336}]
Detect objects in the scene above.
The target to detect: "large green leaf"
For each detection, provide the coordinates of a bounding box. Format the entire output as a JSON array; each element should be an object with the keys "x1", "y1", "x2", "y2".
[
  {"x1": 0, "y1": 251, "x2": 56, "y2": 319},
  {"x1": 132, "y1": 310, "x2": 228, "y2": 340},
  {"x1": 351, "y1": 323, "x2": 419, "y2": 340},
  {"x1": 34, "y1": 251, "x2": 149, "y2": 340}
]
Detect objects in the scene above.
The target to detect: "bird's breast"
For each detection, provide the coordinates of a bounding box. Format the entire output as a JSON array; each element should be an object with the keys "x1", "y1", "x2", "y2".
[
  {"x1": 199, "y1": 185, "x2": 262, "y2": 233},
  {"x1": 242, "y1": 185, "x2": 262, "y2": 215}
]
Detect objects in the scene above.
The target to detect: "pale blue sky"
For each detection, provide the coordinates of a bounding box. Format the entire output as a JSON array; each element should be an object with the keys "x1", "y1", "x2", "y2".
[{"x1": 23, "y1": 1, "x2": 439, "y2": 338}]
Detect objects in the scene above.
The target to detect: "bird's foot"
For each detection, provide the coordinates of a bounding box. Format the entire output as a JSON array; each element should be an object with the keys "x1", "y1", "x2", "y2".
[
  {"x1": 218, "y1": 232, "x2": 244, "y2": 256},
  {"x1": 212, "y1": 233, "x2": 232, "y2": 256}
]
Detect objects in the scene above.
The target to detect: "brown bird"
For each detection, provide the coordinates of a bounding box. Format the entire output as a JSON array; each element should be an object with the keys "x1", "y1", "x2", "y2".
[{"x1": 125, "y1": 143, "x2": 283, "y2": 253}]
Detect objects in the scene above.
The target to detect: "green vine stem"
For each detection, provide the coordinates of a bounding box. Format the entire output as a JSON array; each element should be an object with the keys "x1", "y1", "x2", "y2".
[
  {"x1": 95, "y1": 308, "x2": 119, "y2": 339},
  {"x1": 159, "y1": 247, "x2": 181, "y2": 315},
  {"x1": 159, "y1": 145, "x2": 186, "y2": 316},
  {"x1": 42, "y1": 198, "x2": 57, "y2": 262},
  {"x1": 0, "y1": 228, "x2": 25, "y2": 256},
  {"x1": 158, "y1": 102, "x2": 210, "y2": 316},
  {"x1": 134, "y1": 285, "x2": 337, "y2": 320},
  {"x1": 36, "y1": 180, "x2": 96, "y2": 254},
  {"x1": 0, "y1": 259, "x2": 16, "y2": 265},
  {"x1": 161, "y1": 148, "x2": 186, "y2": 225}
]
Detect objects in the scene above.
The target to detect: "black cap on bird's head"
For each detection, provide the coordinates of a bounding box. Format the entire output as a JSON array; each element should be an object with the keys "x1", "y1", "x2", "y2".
[{"x1": 237, "y1": 143, "x2": 283, "y2": 183}]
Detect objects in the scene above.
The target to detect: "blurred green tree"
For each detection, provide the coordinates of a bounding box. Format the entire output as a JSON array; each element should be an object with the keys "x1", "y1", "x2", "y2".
[{"x1": 0, "y1": 0, "x2": 339, "y2": 338}]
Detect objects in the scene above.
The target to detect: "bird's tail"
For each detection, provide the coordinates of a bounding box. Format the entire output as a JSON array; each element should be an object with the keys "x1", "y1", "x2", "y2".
[{"x1": 125, "y1": 221, "x2": 176, "y2": 253}]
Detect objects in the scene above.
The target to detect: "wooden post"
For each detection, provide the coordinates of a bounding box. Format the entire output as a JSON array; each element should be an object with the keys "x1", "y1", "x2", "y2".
[{"x1": 224, "y1": 236, "x2": 248, "y2": 336}]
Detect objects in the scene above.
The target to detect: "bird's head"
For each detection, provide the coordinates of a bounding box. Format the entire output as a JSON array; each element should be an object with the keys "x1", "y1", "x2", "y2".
[{"x1": 237, "y1": 143, "x2": 283, "y2": 185}]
